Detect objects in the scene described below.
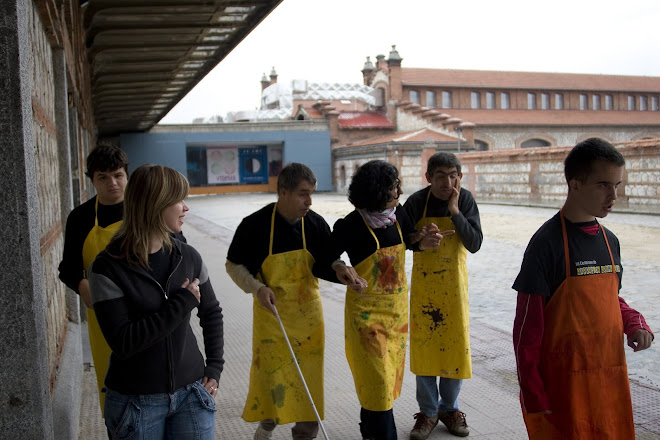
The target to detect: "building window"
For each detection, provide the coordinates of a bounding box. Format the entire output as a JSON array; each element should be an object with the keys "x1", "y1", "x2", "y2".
[
  {"x1": 471, "y1": 92, "x2": 481, "y2": 109},
  {"x1": 593, "y1": 95, "x2": 601, "y2": 110},
  {"x1": 652, "y1": 96, "x2": 659, "y2": 111},
  {"x1": 475, "y1": 140, "x2": 489, "y2": 151},
  {"x1": 501, "y1": 92, "x2": 510, "y2": 109},
  {"x1": 442, "y1": 91, "x2": 452, "y2": 108},
  {"x1": 527, "y1": 93, "x2": 536, "y2": 110},
  {"x1": 375, "y1": 88, "x2": 385, "y2": 107},
  {"x1": 410, "y1": 90, "x2": 420, "y2": 104},
  {"x1": 580, "y1": 94, "x2": 588, "y2": 110},
  {"x1": 555, "y1": 93, "x2": 563, "y2": 110},
  {"x1": 486, "y1": 92, "x2": 495, "y2": 109},
  {"x1": 521, "y1": 139, "x2": 552, "y2": 148},
  {"x1": 640, "y1": 96, "x2": 648, "y2": 111},
  {"x1": 605, "y1": 94, "x2": 613, "y2": 110},
  {"x1": 426, "y1": 91, "x2": 436, "y2": 108},
  {"x1": 628, "y1": 95, "x2": 636, "y2": 110},
  {"x1": 541, "y1": 93, "x2": 550, "y2": 110}
]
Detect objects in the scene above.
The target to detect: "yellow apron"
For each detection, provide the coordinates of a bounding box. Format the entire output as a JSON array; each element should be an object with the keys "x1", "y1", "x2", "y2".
[
  {"x1": 242, "y1": 204, "x2": 324, "y2": 424},
  {"x1": 345, "y1": 217, "x2": 408, "y2": 411},
  {"x1": 409, "y1": 190, "x2": 471, "y2": 378},
  {"x1": 82, "y1": 197, "x2": 121, "y2": 414}
]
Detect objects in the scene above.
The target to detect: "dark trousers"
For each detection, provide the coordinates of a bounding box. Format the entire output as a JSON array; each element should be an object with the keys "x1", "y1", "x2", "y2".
[{"x1": 359, "y1": 407, "x2": 397, "y2": 440}]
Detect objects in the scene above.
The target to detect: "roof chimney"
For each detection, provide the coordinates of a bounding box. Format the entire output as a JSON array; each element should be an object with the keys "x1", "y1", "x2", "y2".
[
  {"x1": 387, "y1": 45, "x2": 402, "y2": 67},
  {"x1": 261, "y1": 73, "x2": 270, "y2": 91},
  {"x1": 269, "y1": 67, "x2": 278, "y2": 85},
  {"x1": 361, "y1": 56, "x2": 374, "y2": 85}
]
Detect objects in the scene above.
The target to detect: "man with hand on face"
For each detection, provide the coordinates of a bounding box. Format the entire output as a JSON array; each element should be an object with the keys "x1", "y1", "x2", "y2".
[
  {"x1": 404, "y1": 152, "x2": 483, "y2": 439},
  {"x1": 59, "y1": 145, "x2": 129, "y2": 415},
  {"x1": 225, "y1": 162, "x2": 365, "y2": 440},
  {"x1": 513, "y1": 138, "x2": 653, "y2": 439}
]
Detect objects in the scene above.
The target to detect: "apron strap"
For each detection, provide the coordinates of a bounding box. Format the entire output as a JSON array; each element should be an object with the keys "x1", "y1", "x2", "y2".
[
  {"x1": 559, "y1": 210, "x2": 571, "y2": 277},
  {"x1": 360, "y1": 214, "x2": 405, "y2": 250},
  {"x1": 422, "y1": 187, "x2": 432, "y2": 219},
  {"x1": 94, "y1": 195, "x2": 100, "y2": 227},
  {"x1": 560, "y1": 209, "x2": 616, "y2": 277},
  {"x1": 269, "y1": 204, "x2": 277, "y2": 256},
  {"x1": 360, "y1": 214, "x2": 380, "y2": 250},
  {"x1": 269, "y1": 203, "x2": 307, "y2": 256}
]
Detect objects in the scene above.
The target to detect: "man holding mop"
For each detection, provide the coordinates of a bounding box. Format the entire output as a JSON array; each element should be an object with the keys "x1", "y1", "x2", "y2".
[{"x1": 226, "y1": 163, "x2": 364, "y2": 440}]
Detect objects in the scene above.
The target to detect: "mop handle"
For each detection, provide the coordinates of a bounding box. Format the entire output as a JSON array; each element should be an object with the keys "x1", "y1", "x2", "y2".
[{"x1": 273, "y1": 306, "x2": 330, "y2": 440}]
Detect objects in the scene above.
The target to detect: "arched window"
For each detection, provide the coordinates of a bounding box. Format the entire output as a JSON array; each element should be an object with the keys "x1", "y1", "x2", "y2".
[
  {"x1": 375, "y1": 88, "x2": 385, "y2": 108},
  {"x1": 521, "y1": 139, "x2": 551, "y2": 148},
  {"x1": 475, "y1": 140, "x2": 489, "y2": 151}
]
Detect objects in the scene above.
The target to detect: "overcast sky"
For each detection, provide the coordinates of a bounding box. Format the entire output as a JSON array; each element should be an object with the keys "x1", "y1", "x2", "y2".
[{"x1": 160, "y1": 0, "x2": 660, "y2": 124}]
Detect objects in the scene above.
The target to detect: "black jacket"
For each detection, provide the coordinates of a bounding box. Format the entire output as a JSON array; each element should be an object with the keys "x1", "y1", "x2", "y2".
[{"x1": 89, "y1": 238, "x2": 224, "y2": 395}]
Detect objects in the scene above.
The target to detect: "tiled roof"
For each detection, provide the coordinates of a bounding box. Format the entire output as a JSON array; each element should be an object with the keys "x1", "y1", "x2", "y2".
[
  {"x1": 341, "y1": 128, "x2": 456, "y2": 148},
  {"x1": 338, "y1": 111, "x2": 395, "y2": 128},
  {"x1": 401, "y1": 68, "x2": 660, "y2": 92},
  {"x1": 444, "y1": 109, "x2": 660, "y2": 126}
]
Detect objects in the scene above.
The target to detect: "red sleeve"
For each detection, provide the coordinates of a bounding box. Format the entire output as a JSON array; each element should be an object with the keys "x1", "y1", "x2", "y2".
[
  {"x1": 513, "y1": 292, "x2": 550, "y2": 413},
  {"x1": 619, "y1": 296, "x2": 654, "y2": 339}
]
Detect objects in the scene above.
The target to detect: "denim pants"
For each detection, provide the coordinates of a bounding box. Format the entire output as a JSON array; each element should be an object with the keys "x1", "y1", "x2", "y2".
[
  {"x1": 416, "y1": 375, "x2": 462, "y2": 417},
  {"x1": 104, "y1": 380, "x2": 216, "y2": 439}
]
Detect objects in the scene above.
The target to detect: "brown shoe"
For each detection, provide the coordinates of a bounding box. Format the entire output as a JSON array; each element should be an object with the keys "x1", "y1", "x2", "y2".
[
  {"x1": 409, "y1": 412, "x2": 438, "y2": 440},
  {"x1": 437, "y1": 410, "x2": 469, "y2": 437}
]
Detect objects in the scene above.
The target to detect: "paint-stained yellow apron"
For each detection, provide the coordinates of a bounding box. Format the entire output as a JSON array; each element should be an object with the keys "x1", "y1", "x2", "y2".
[
  {"x1": 82, "y1": 197, "x2": 121, "y2": 415},
  {"x1": 410, "y1": 190, "x2": 471, "y2": 378},
  {"x1": 345, "y1": 218, "x2": 408, "y2": 411},
  {"x1": 242, "y1": 204, "x2": 324, "y2": 424}
]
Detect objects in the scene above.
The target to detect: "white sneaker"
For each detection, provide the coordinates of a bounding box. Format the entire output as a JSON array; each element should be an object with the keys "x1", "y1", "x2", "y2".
[{"x1": 254, "y1": 424, "x2": 274, "y2": 440}]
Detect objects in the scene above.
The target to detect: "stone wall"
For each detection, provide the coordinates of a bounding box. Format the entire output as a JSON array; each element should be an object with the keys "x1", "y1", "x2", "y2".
[
  {"x1": 29, "y1": 4, "x2": 69, "y2": 386},
  {"x1": 458, "y1": 138, "x2": 660, "y2": 209},
  {"x1": 333, "y1": 138, "x2": 660, "y2": 211},
  {"x1": 476, "y1": 125, "x2": 660, "y2": 151}
]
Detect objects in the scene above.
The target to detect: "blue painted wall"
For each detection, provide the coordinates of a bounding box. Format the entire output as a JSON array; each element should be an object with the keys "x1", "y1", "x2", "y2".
[{"x1": 120, "y1": 128, "x2": 333, "y2": 191}]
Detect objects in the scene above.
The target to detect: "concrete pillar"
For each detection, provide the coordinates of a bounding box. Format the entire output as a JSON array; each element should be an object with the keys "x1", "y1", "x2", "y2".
[{"x1": 0, "y1": 0, "x2": 55, "y2": 438}]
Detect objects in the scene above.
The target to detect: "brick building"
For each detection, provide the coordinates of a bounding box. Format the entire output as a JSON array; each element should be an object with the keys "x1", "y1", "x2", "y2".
[{"x1": 362, "y1": 45, "x2": 660, "y2": 152}]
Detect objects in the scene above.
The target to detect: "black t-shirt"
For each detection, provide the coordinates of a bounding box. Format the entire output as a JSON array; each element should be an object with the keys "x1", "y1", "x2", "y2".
[
  {"x1": 512, "y1": 212, "x2": 622, "y2": 297},
  {"x1": 326, "y1": 205, "x2": 419, "y2": 267},
  {"x1": 403, "y1": 186, "x2": 483, "y2": 254},
  {"x1": 227, "y1": 202, "x2": 337, "y2": 282},
  {"x1": 58, "y1": 197, "x2": 124, "y2": 293}
]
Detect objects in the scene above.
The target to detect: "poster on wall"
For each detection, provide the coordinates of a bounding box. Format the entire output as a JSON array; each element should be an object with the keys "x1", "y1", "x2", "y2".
[
  {"x1": 268, "y1": 146, "x2": 283, "y2": 176},
  {"x1": 206, "y1": 147, "x2": 239, "y2": 184},
  {"x1": 239, "y1": 146, "x2": 268, "y2": 184}
]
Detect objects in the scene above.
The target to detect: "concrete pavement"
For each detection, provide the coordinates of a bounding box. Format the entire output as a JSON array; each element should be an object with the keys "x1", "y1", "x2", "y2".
[{"x1": 78, "y1": 194, "x2": 660, "y2": 439}]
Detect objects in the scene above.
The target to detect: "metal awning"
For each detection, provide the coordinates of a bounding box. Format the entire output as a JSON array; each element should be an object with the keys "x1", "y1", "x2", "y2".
[{"x1": 84, "y1": 0, "x2": 282, "y2": 136}]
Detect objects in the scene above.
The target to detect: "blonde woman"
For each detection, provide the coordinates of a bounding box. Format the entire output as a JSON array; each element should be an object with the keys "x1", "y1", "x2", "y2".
[{"x1": 89, "y1": 164, "x2": 224, "y2": 439}]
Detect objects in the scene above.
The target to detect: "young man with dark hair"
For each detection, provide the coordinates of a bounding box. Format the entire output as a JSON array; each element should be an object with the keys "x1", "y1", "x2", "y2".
[
  {"x1": 513, "y1": 138, "x2": 653, "y2": 439},
  {"x1": 225, "y1": 162, "x2": 364, "y2": 440},
  {"x1": 59, "y1": 144, "x2": 129, "y2": 414},
  {"x1": 404, "y1": 152, "x2": 483, "y2": 438}
]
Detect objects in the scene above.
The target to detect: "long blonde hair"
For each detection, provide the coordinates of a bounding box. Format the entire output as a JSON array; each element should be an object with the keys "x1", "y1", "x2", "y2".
[{"x1": 109, "y1": 164, "x2": 189, "y2": 268}]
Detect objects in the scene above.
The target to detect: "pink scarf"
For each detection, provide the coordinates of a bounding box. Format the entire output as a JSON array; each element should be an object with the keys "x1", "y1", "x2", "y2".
[{"x1": 358, "y1": 207, "x2": 397, "y2": 229}]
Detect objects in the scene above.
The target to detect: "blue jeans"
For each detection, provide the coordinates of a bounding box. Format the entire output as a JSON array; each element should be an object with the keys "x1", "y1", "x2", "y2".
[
  {"x1": 104, "y1": 380, "x2": 216, "y2": 439},
  {"x1": 416, "y1": 375, "x2": 462, "y2": 417}
]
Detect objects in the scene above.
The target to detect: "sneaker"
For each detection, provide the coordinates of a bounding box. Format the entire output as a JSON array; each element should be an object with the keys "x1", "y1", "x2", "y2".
[
  {"x1": 409, "y1": 412, "x2": 438, "y2": 440},
  {"x1": 437, "y1": 410, "x2": 470, "y2": 437},
  {"x1": 254, "y1": 424, "x2": 274, "y2": 440}
]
